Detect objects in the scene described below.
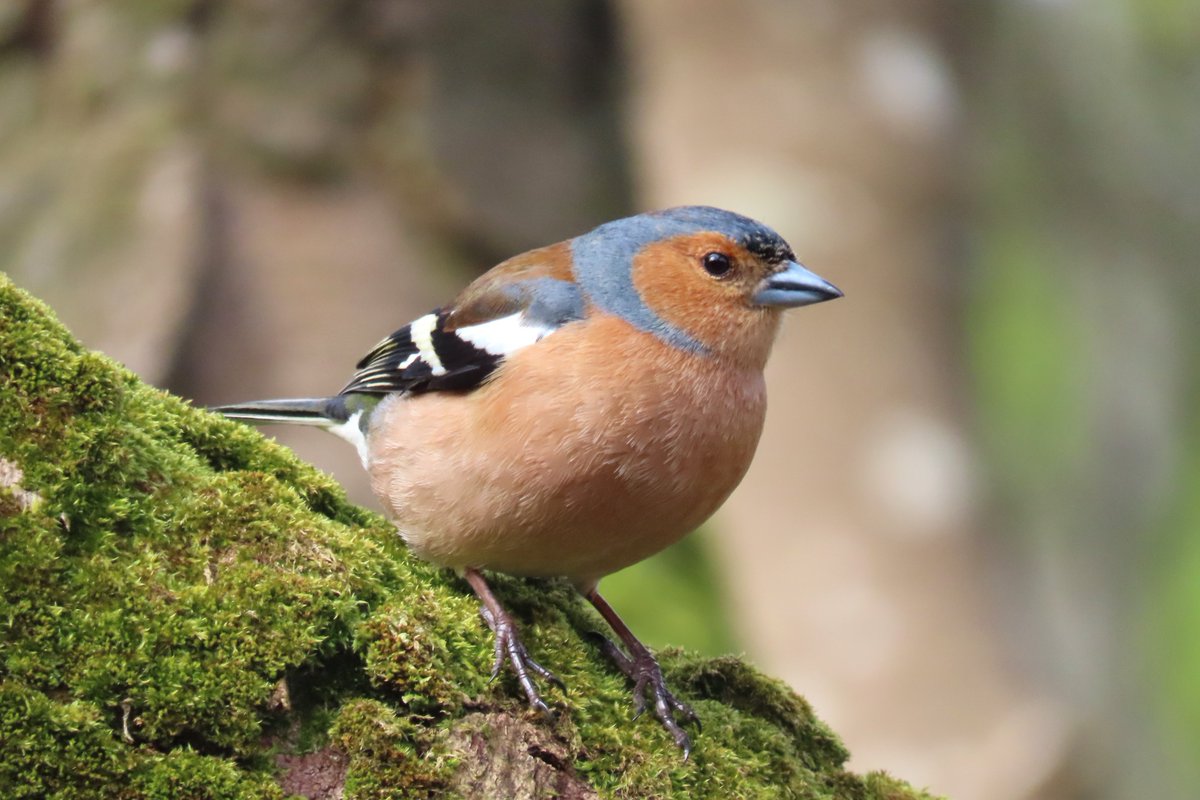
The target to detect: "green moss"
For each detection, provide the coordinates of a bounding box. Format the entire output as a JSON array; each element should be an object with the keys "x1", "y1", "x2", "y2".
[
  {"x1": 129, "y1": 749, "x2": 284, "y2": 800},
  {"x1": 0, "y1": 275, "x2": 939, "y2": 798},
  {"x1": 330, "y1": 699, "x2": 453, "y2": 799},
  {"x1": 0, "y1": 680, "x2": 134, "y2": 799},
  {"x1": 357, "y1": 588, "x2": 492, "y2": 715}
]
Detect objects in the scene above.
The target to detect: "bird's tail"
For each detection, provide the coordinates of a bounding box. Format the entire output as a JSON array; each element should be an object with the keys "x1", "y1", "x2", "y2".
[
  {"x1": 213, "y1": 395, "x2": 380, "y2": 465},
  {"x1": 210, "y1": 397, "x2": 352, "y2": 427}
]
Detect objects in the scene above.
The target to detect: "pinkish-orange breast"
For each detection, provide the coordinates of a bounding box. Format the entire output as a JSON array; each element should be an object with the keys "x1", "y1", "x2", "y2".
[{"x1": 366, "y1": 314, "x2": 767, "y2": 586}]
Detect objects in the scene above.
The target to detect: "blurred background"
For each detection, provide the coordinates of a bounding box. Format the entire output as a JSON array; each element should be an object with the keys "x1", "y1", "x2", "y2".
[{"x1": 2, "y1": 1, "x2": 1198, "y2": 798}]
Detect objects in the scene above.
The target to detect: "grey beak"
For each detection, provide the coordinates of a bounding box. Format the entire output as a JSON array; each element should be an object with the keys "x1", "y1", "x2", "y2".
[{"x1": 752, "y1": 260, "x2": 843, "y2": 308}]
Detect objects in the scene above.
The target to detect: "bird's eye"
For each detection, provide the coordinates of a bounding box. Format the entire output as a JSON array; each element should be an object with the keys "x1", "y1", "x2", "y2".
[{"x1": 702, "y1": 252, "x2": 733, "y2": 278}]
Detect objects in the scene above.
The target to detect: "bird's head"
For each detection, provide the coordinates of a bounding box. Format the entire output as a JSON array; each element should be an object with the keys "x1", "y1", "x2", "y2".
[{"x1": 571, "y1": 206, "x2": 842, "y2": 370}]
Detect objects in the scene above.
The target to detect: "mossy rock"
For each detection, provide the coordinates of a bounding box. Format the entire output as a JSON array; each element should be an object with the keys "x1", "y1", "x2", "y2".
[{"x1": 0, "y1": 274, "x2": 938, "y2": 799}]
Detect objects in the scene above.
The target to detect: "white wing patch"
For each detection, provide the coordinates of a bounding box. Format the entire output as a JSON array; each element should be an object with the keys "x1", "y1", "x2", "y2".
[
  {"x1": 455, "y1": 312, "x2": 552, "y2": 357},
  {"x1": 409, "y1": 313, "x2": 446, "y2": 376}
]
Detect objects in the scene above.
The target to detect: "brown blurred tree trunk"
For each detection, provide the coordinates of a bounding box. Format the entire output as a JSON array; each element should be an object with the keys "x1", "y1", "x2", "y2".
[{"x1": 958, "y1": 4, "x2": 1200, "y2": 799}]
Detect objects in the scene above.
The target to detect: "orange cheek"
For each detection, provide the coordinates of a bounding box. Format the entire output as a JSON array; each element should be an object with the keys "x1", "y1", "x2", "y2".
[{"x1": 630, "y1": 238, "x2": 774, "y2": 365}]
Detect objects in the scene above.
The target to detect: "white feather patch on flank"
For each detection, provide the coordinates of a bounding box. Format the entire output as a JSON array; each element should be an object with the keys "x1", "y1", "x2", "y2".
[
  {"x1": 409, "y1": 313, "x2": 445, "y2": 376},
  {"x1": 455, "y1": 312, "x2": 552, "y2": 356},
  {"x1": 327, "y1": 410, "x2": 369, "y2": 468}
]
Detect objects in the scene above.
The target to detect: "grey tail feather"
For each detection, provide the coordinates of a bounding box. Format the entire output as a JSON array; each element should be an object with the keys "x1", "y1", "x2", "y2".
[{"x1": 210, "y1": 396, "x2": 351, "y2": 427}]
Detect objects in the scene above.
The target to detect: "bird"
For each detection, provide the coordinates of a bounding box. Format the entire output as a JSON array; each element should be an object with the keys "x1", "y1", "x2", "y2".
[{"x1": 214, "y1": 206, "x2": 842, "y2": 756}]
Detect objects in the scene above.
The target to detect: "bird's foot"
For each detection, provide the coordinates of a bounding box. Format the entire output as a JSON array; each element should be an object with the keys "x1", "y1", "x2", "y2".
[
  {"x1": 592, "y1": 633, "x2": 699, "y2": 757},
  {"x1": 479, "y1": 605, "x2": 564, "y2": 720}
]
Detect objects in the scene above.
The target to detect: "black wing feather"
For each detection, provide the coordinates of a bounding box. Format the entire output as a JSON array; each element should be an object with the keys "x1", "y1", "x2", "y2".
[{"x1": 339, "y1": 310, "x2": 500, "y2": 396}]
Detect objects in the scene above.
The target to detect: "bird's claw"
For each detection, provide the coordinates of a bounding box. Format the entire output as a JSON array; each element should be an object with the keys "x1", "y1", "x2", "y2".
[
  {"x1": 592, "y1": 632, "x2": 699, "y2": 757},
  {"x1": 480, "y1": 605, "x2": 562, "y2": 719}
]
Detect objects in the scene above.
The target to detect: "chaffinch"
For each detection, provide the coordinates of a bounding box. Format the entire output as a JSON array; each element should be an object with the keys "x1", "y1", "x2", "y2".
[{"x1": 216, "y1": 205, "x2": 841, "y2": 755}]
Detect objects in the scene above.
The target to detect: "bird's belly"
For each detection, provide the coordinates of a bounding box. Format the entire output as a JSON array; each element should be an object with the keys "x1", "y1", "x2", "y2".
[{"x1": 367, "y1": 327, "x2": 767, "y2": 584}]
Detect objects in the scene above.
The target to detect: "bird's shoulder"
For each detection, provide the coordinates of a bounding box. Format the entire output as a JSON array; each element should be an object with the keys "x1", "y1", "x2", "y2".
[{"x1": 339, "y1": 242, "x2": 586, "y2": 396}]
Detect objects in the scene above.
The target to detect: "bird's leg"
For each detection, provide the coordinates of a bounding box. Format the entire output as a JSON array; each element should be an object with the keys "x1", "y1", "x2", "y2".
[
  {"x1": 463, "y1": 568, "x2": 562, "y2": 719},
  {"x1": 583, "y1": 587, "x2": 699, "y2": 757}
]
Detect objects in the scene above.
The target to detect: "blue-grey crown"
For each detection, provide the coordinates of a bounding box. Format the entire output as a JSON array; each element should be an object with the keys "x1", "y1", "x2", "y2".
[{"x1": 642, "y1": 206, "x2": 795, "y2": 264}]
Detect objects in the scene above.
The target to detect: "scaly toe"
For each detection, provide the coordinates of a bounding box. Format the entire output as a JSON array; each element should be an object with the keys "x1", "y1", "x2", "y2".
[
  {"x1": 494, "y1": 623, "x2": 561, "y2": 717},
  {"x1": 635, "y1": 656, "x2": 699, "y2": 755},
  {"x1": 526, "y1": 656, "x2": 566, "y2": 689}
]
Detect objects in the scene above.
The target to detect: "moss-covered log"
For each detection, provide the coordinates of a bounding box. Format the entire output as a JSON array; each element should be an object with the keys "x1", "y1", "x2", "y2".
[{"x1": 0, "y1": 274, "x2": 937, "y2": 799}]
